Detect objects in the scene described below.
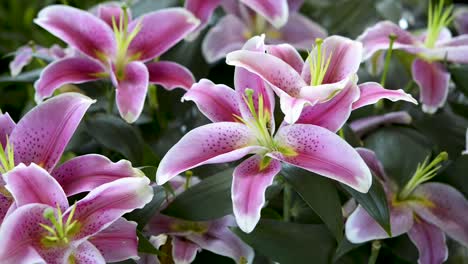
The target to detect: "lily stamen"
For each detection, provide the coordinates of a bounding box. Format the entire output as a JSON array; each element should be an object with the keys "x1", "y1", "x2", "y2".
[
  {"x1": 309, "y1": 38, "x2": 333, "y2": 86},
  {"x1": 425, "y1": 0, "x2": 454, "y2": 48}
]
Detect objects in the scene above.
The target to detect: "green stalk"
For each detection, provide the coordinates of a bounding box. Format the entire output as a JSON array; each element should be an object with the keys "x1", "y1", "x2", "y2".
[
  {"x1": 368, "y1": 240, "x2": 382, "y2": 264},
  {"x1": 283, "y1": 181, "x2": 292, "y2": 222},
  {"x1": 380, "y1": 34, "x2": 397, "y2": 87}
]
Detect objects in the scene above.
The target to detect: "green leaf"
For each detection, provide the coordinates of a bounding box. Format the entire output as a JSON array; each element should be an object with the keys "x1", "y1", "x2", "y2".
[
  {"x1": 342, "y1": 175, "x2": 391, "y2": 235},
  {"x1": 85, "y1": 114, "x2": 146, "y2": 165},
  {"x1": 333, "y1": 237, "x2": 364, "y2": 262},
  {"x1": 125, "y1": 185, "x2": 166, "y2": 229},
  {"x1": 131, "y1": 0, "x2": 178, "y2": 17},
  {"x1": 449, "y1": 64, "x2": 468, "y2": 97},
  {"x1": 281, "y1": 164, "x2": 343, "y2": 242},
  {"x1": 235, "y1": 219, "x2": 336, "y2": 264},
  {"x1": 0, "y1": 69, "x2": 42, "y2": 83},
  {"x1": 438, "y1": 155, "x2": 468, "y2": 197},
  {"x1": 137, "y1": 230, "x2": 164, "y2": 256},
  {"x1": 162, "y1": 168, "x2": 234, "y2": 221},
  {"x1": 341, "y1": 124, "x2": 363, "y2": 148}
]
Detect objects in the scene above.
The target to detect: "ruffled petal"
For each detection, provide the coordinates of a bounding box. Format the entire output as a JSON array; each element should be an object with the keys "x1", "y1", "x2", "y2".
[
  {"x1": 156, "y1": 122, "x2": 260, "y2": 185},
  {"x1": 408, "y1": 219, "x2": 448, "y2": 264},
  {"x1": 411, "y1": 182, "x2": 468, "y2": 247},
  {"x1": 345, "y1": 204, "x2": 413, "y2": 243},
  {"x1": 127, "y1": 8, "x2": 200, "y2": 62},
  {"x1": 232, "y1": 155, "x2": 281, "y2": 233},
  {"x1": 202, "y1": 15, "x2": 247, "y2": 63},
  {"x1": 411, "y1": 59, "x2": 450, "y2": 114},
  {"x1": 172, "y1": 237, "x2": 200, "y2": 264},
  {"x1": 0, "y1": 112, "x2": 15, "y2": 148},
  {"x1": 89, "y1": 218, "x2": 138, "y2": 262},
  {"x1": 34, "y1": 57, "x2": 105, "y2": 102},
  {"x1": 112, "y1": 61, "x2": 149, "y2": 123},
  {"x1": 352, "y1": 82, "x2": 417, "y2": 110},
  {"x1": 266, "y1": 43, "x2": 304, "y2": 74},
  {"x1": 273, "y1": 13, "x2": 327, "y2": 50},
  {"x1": 182, "y1": 79, "x2": 241, "y2": 122},
  {"x1": 350, "y1": 111, "x2": 412, "y2": 137},
  {"x1": 52, "y1": 154, "x2": 141, "y2": 196},
  {"x1": 271, "y1": 124, "x2": 372, "y2": 192},
  {"x1": 147, "y1": 61, "x2": 195, "y2": 91},
  {"x1": 9, "y1": 93, "x2": 94, "y2": 172},
  {"x1": 9, "y1": 46, "x2": 33, "y2": 77},
  {"x1": 34, "y1": 5, "x2": 116, "y2": 60},
  {"x1": 240, "y1": 0, "x2": 288, "y2": 28},
  {"x1": 185, "y1": 0, "x2": 221, "y2": 41}
]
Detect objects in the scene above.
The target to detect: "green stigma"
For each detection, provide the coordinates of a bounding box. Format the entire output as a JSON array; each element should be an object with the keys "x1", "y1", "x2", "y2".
[
  {"x1": 40, "y1": 203, "x2": 80, "y2": 247},
  {"x1": 0, "y1": 136, "x2": 15, "y2": 174},
  {"x1": 308, "y1": 38, "x2": 333, "y2": 86},
  {"x1": 398, "y1": 151, "x2": 448, "y2": 200},
  {"x1": 425, "y1": 0, "x2": 454, "y2": 48},
  {"x1": 112, "y1": 5, "x2": 143, "y2": 80},
  {"x1": 171, "y1": 220, "x2": 209, "y2": 234}
]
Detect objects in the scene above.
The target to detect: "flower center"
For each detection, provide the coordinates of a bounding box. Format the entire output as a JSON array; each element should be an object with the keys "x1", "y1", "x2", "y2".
[
  {"x1": 424, "y1": 0, "x2": 453, "y2": 48},
  {"x1": 398, "y1": 151, "x2": 448, "y2": 200},
  {"x1": 40, "y1": 203, "x2": 80, "y2": 247},
  {"x1": 171, "y1": 220, "x2": 209, "y2": 234},
  {"x1": 308, "y1": 38, "x2": 333, "y2": 86},
  {"x1": 0, "y1": 136, "x2": 15, "y2": 174}
]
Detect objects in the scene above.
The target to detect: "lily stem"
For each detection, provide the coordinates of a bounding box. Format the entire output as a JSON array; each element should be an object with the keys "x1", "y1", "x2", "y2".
[
  {"x1": 368, "y1": 240, "x2": 381, "y2": 264},
  {"x1": 283, "y1": 181, "x2": 292, "y2": 222},
  {"x1": 380, "y1": 34, "x2": 397, "y2": 87}
]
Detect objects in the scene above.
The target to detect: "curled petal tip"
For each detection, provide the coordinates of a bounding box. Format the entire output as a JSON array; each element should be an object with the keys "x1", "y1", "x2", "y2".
[{"x1": 422, "y1": 105, "x2": 438, "y2": 114}]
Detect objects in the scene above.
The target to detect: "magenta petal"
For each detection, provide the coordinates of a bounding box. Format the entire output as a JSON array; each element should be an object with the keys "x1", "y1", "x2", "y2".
[
  {"x1": 71, "y1": 177, "x2": 153, "y2": 240},
  {"x1": 128, "y1": 8, "x2": 200, "y2": 62},
  {"x1": 156, "y1": 122, "x2": 261, "y2": 185},
  {"x1": 9, "y1": 46, "x2": 33, "y2": 77},
  {"x1": 0, "y1": 194, "x2": 12, "y2": 224},
  {"x1": 232, "y1": 155, "x2": 281, "y2": 233},
  {"x1": 275, "y1": 13, "x2": 327, "y2": 50},
  {"x1": 266, "y1": 44, "x2": 304, "y2": 74},
  {"x1": 295, "y1": 82, "x2": 360, "y2": 132},
  {"x1": 69, "y1": 241, "x2": 105, "y2": 264},
  {"x1": 185, "y1": 0, "x2": 221, "y2": 41},
  {"x1": 411, "y1": 59, "x2": 450, "y2": 114},
  {"x1": 52, "y1": 154, "x2": 141, "y2": 196},
  {"x1": 202, "y1": 15, "x2": 247, "y2": 63},
  {"x1": 411, "y1": 183, "x2": 468, "y2": 247},
  {"x1": 112, "y1": 61, "x2": 149, "y2": 123},
  {"x1": 355, "y1": 148, "x2": 389, "y2": 185},
  {"x1": 352, "y1": 82, "x2": 417, "y2": 110},
  {"x1": 420, "y1": 36, "x2": 468, "y2": 63},
  {"x1": 345, "y1": 204, "x2": 414, "y2": 243},
  {"x1": 96, "y1": 2, "x2": 132, "y2": 28},
  {"x1": 89, "y1": 218, "x2": 138, "y2": 262},
  {"x1": 3, "y1": 163, "x2": 68, "y2": 210},
  {"x1": 278, "y1": 91, "x2": 312, "y2": 124},
  {"x1": 147, "y1": 61, "x2": 195, "y2": 91},
  {"x1": 0, "y1": 112, "x2": 15, "y2": 148},
  {"x1": 182, "y1": 79, "x2": 241, "y2": 122},
  {"x1": 271, "y1": 124, "x2": 372, "y2": 192},
  {"x1": 34, "y1": 5, "x2": 116, "y2": 60},
  {"x1": 408, "y1": 219, "x2": 448, "y2": 264},
  {"x1": 172, "y1": 237, "x2": 200, "y2": 264},
  {"x1": 357, "y1": 21, "x2": 419, "y2": 60},
  {"x1": 240, "y1": 0, "x2": 288, "y2": 28},
  {"x1": 455, "y1": 8, "x2": 468, "y2": 35},
  {"x1": 350, "y1": 111, "x2": 412, "y2": 138},
  {"x1": 34, "y1": 57, "x2": 105, "y2": 102},
  {"x1": 9, "y1": 93, "x2": 94, "y2": 172},
  {"x1": 226, "y1": 50, "x2": 307, "y2": 97}
]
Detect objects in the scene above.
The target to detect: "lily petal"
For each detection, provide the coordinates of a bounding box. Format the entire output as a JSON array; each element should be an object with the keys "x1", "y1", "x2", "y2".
[
  {"x1": 408, "y1": 219, "x2": 448, "y2": 264},
  {"x1": 411, "y1": 59, "x2": 450, "y2": 114},
  {"x1": 147, "y1": 61, "x2": 195, "y2": 91},
  {"x1": 156, "y1": 122, "x2": 260, "y2": 185},
  {"x1": 182, "y1": 79, "x2": 241, "y2": 122},
  {"x1": 70, "y1": 177, "x2": 153, "y2": 240},
  {"x1": 69, "y1": 241, "x2": 106, "y2": 264},
  {"x1": 411, "y1": 182, "x2": 468, "y2": 247},
  {"x1": 89, "y1": 218, "x2": 138, "y2": 262},
  {"x1": 34, "y1": 5, "x2": 116, "y2": 60},
  {"x1": 128, "y1": 8, "x2": 200, "y2": 62},
  {"x1": 345, "y1": 204, "x2": 413, "y2": 243},
  {"x1": 52, "y1": 154, "x2": 140, "y2": 196},
  {"x1": 232, "y1": 155, "x2": 281, "y2": 233},
  {"x1": 455, "y1": 7, "x2": 468, "y2": 35},
  {"x1": 112, "y1": 61, "x2": 149, "y2": 123},
  {"x1": 278, "y1": 92, "x2": 312, "y2": 124},
  {"x1": 96, "y1": 2, "x2": 131, "y2": 28},
  {"x1": 34, "y1": 57, "x2": 105, "y2": 103},
  {"x1": 185, "y1": 0, "x2": 221, "y2": 41},
  {"x1": 240, "y1": 0, "x2": 288, "y2": 28},
  {"x1": 352, "y1": 82, "x2": 417, "y2": 110},
  {"x1": 0, "y1": 194, "x2": 12, "y2": 224},
  {"x1": 9, "y1": 46, "x2": 33, "y2": 77},
  {"x1": 0, "y1": 112, "x2": 15, "y2": 148},
  {"x1": 421, "y1": 35, "x2": 468, "y2": 63},
  {"x1": 288, "y1": 0, "x2": 304, "y2": 12},
  {"x1": 266, "y1": 44, "x2": 304, "y2": 74},
  {"x1": 172, "y1": 237, "x2": 200, "y2": 264},
  {"x1": 274, "y1": 13, "x2": 327, "y2": 50},
  {"x1": 3, "y1": 163, "x2": 68, "y2": 210},
  {"x1": 202, "y1": 15, "x2": 247, "y2": 63},
  {"x1": 350, "y1": 111, "x2": 412, "y2": 138},
  {"x1": 295, "y1": 81, "x2": 360, "y2": 132},
  {"x1": 355, "y1": 148, "x2": 388, "y2": 184},
  {"x1": 9, "y1": 93, "x2": 94, "y2": 172},
  {"x1": 271, "y1": 124, "x2": 372, "y2": 192},
  {"x1": 357, "y1": 21, "x2": 419, "y2": 60}
]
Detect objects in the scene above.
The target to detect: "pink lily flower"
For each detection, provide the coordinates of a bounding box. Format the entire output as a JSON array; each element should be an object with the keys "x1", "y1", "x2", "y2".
[
  {"x1": 34, "y1": 3, "x2": 200, "y2": 123},
  {"x1": 226, "y1": 35, "x2": 416, "y2": 124},
  {"x1": 156, "y1": 36, "x2": 373, "y2": 233},
  {"x1": 357, "y1": 1, "x2": 468, "y2": 113},
  {"x1": 345, "y1": 148, "x2": 468, "y2": 264},
  {"x1": 0, "y1": 162, "x2": 153, "y2": 263},
  {"x1": 186, "y1": 0, "x2": 326, "y2": 63},
  {"x1": 0, "y1": 93, "x2": 144, "y2": 225},
  {"x1": 454, "y1": 6, "x2": 468, "y2": 34},
  {"x1": 349, "y1": 111, "x2": 412, "y2": 138},
  {"x1": 9, "y1": 44, "x2": 68, "y2": 77}
]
